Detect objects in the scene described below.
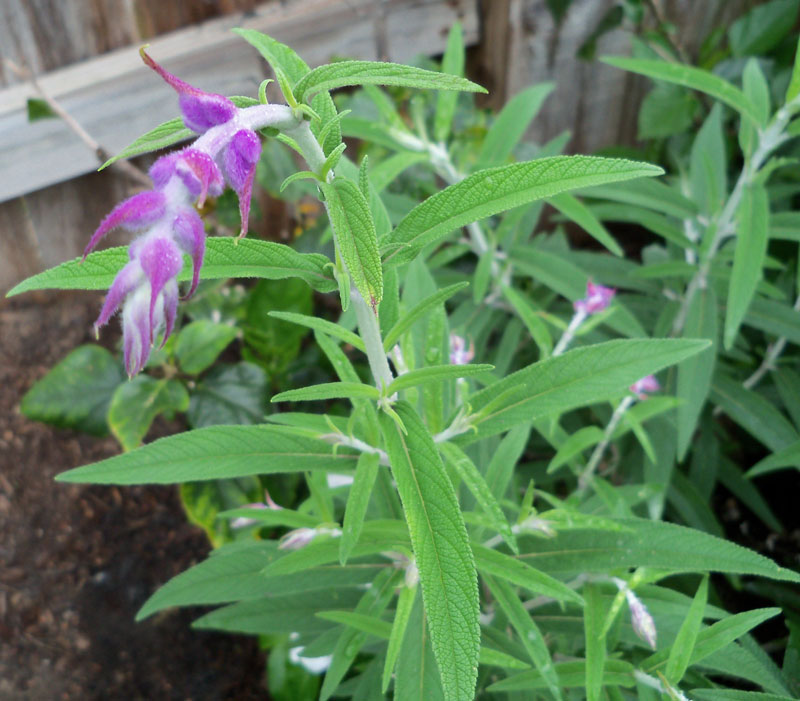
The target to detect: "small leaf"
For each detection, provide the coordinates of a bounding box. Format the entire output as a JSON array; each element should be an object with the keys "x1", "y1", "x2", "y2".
[
  {"x1": 747, "y1": 440, "x2": 800, "y2": 478},
  {"x1": 175, "y1": 320, "x2": 238, "y2": 374},
  {"x1": 272, "y1": 382, "x2": 379, "y2": 403},
  {"x1": 787, "y1": 37, "x2": 800, "y2": 104},
  {"x1": 434, "y1": 22, "x2": 465, "y2": 143},
  {"x1": 295, "y1": 60, "x2": 486, "y2": 101},
  {"x1": 548, "y1": 192, "x2": 623, "y2": 256},
  {"x1": 20, "y1": 345, "x2": 124, "y2": 435},
  {"x1": 666, "y1": 575, "x2": 708, "y2": 683},
  {"x1": 476, "y1": 82, "x2": 555, "y2": 169},
  {"x1": 383, "y1": 584, "x2": 417, "y2": 692},
  {"x1": 56, "y1": 425, "x2": 358, "y2": 484},
  {"x1": 382, "y1": 156, "x2": 663, "y2": 267},
  {"x1": 108, "y1": 377, "x2": 189, "y2": 451},
  {"x1": 383, "y1": 282, "x2": 468, "y2": 351},
  {"x1": 483, "y1": 574, "x2": 562, "y2": 700},
  {"x1": 339, "y1": 452, "x2": 380, "y2": 565},
  {"x1": 725, "y1": 184, "x2": 769, "y2": 349},
  {"x1": 729, "y1": 0, "x2": 799, "y2": 58},
  {"x1": 677, "y1": 287, "x2": 717, "y2": 461},
  {"x1": 602, "y1": 57, "x2": 760, "y2": 125},
  {"x1": 439, "y1": 443, "x2": 518, "y2": 554},
  {"x1": 488, "y1": 659, "x2": 635, "y2": 692},
  {"x1": 268, "y1": 311, "x2": 365, "y2": 352},
  {"x1": 26, "y1": 97, "x2": 57, "y2": 122},
  {"x1": 380, "y1": 401, "x2": 480, "y2": 701},
  {"x1": 99, "y1": 118, "x2": 193, "y2": 170},
  {"x1": 387, "y1": 364, "x2": 494, "y2": 394},
  {"x1": 321, "y1": 178, "x2": 383, "y2": 308},
  {"x1": 584, "y1": 583, "x2": 607, "y2": 701},
  {"x1": 547, "y1": 426, "x2": 604, "y2": 474},
  {"x1": 473, "y1": 544, "x2": 582, "y2": 604},
  {"x1": 7, "y1": 238, "x2": 337, "y2": 297}
]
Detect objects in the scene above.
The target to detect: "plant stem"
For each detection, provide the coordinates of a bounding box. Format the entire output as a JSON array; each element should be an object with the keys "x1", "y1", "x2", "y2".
[
  {"x1": 287, "y1": 120, "x2": 395, "y2": 390},
  {"x1": 553, "y1": 309, "x2": 587, "y2": 356},
  {"x1": 577, "y1": 395, "x2": 635, "y2": 491},
  {"x1": 741, "y1": 294, "x2": 800, "y2": 391}
]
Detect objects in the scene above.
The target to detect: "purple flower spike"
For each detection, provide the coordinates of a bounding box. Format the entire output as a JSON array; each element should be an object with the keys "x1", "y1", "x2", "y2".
[
  {"x1": 224, "y1": 129, "x2": 261, "y2": 239},
  {"x1": 137, "y1": 235, "x2": 184, "y2": 341},
  {"x1": 140, "y1": 48, "x2": 236, "y2": 133},
  {"x1": 83, "y1": 191, "x2": 166, "y2": 259},
  {"x1": 122, "y1": 286, "x2": 152, "y2": 377},
  {"x1": 630, "y1": 375, "x2": 660, "y2": 400},
  {"x1": 574, "y1": 281, "x2": 615, "y2": 315},
  {"x1": 93, "y1": 261, "x2": 142, "y2": 334},
  {"x1": 172, "y1": 208, "x2": 206, "y2": 298}
]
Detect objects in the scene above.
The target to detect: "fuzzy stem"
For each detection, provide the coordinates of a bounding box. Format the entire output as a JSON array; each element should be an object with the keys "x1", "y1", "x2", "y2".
[
  {"x1": 578, "y1": 395, "x2": 636, "y2": 491},
  {"x1": 553, "y1": 309, "x2": 588, "y2": 356}
]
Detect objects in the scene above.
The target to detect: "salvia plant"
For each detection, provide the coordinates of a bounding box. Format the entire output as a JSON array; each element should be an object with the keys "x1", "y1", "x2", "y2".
[{"x1": 11, "y1": 12, "x2": 800, "y2": 701}]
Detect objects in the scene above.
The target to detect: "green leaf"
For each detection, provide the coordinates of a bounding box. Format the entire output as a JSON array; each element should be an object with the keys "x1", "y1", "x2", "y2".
[
  {"x1": 381, "y1": 584, "x2": 417, "y2": 692},
  {"x1": 476, "y1": 82, "x2": 554, "y2": 169},
  {"x1": 472, "y1": 251, "x2": 493, "y2": 303},
  {"x1": 7, "y1": 237, "x2": 336, "y2": 297},
  {"x1": 584, "y1": 583, "x2": 606, "y2": 701},
  {"x1": 316, "y1": 610, "x2": 392, "y2": 638},
  {"x1": 381, "y1": 156, "x2": 663, "y2": 267},
  {"x1": 439, "y1": 443, "x2": 518, "y2": 554},
  {"x1": 465, "y1": 339, "x2": 710, "y2": 440},
  {"x1": 20, "y1": 345, "x2": 123, "y2": 436},
  {"x1": 99, "y1": 117, "x2": 193, "y2": 170},
  {"x1": 547, "y1": 426, "x2": 604, "y2": 474},
  {"x1": 187, "y1": 362, "x2": 267, "y2": 427},
  {"x1": 233, "y1": 28, "x2": 309, "y2": 83},
  {"x1": 548, "y1": 192, "x2": 623, "y2": 256},
  {"x1": 26, "y1": 97, "x2": 58, "y2": 122},
  {"x1": 642, "y1": 608, "x2": 781, "y2": 675},
  {"x1": 744, "y1": 297, "x2": 800, "y2": 345},
  {"x1": 395, "y1": 593, "x2": 445, "y2": 701},
  {"x1": 388, "y1": 364, "x2": 493, "y2": 394},
  {"x1": 729, "y1": 0, "x2": 799, "y2": 57},
  {"x1": 747, "y1": 440, "x2": 800, "y2": 477},
  {"x1": 434, "y1": 22, "x2": 465, "y2": 143},
  {"x1": 295, "y1": 60, "x2": 486, "y2": 101},
  {"x1": 711, "y1": 375, "x2": 799, "y2": 453},
  {"x1": 175, "y1": 320, "x2": 239, "y2": 374},
  {"x1": 108, "y1": 377, "x2": 189, "y2": 451},
  {"x1": 321, "y1": 178, "x2": 383, "y2": 308},
  {"x1": 340, "y1": 452, "x2": 380, "y2": 565},
  {"x1": 383, "y1": 282, "x2": 468, "y2": 351},
  {"x1": 473, "y1": 544, "x2": 581, "y2": 604},
  {"x1": 55, "y1": 425, "x2": 358, "y2": 484},
  {"x1": 488, "y1": 659, "x2": 635, "y2": 692},
  {"x1": 380, "y1": 401, "x2": 480, "y2": 701},
  {"x1": 677, "y1": 287, "x2": 717, "y2": 461},
  {"x1": 483, "y1": 574, "x2": 562, "y2": 700},
  {"x1": 601, "y1": 57, "x2": 760, "y2": 125},
  {"x1": 725, "y1": 184, "x2": 769, "y2": 349},
  {"x1": 268, "y1": 311, "x2": 365, "y2": 352},
  {"x1": 272, "y1": 382, "x2": 379, "y2": 403},
  {"x1": 582, "y1": 179, "x2": 698, "y2": 220},
  {"x1": 501, "y1": 285, "x2": 553, "y2": 359},
  {"x1": 666, "y1": 575, "x2": 708, "y2": 684},
  {"x1": 690, "y1": 104, "x2": 727, "y2": 215},
  {"x1": 787, "y1": 37, "x2": 800, "y2": 104},
  {"x1": 516, "y1": 517, "x2": 800, "y2": 583}
]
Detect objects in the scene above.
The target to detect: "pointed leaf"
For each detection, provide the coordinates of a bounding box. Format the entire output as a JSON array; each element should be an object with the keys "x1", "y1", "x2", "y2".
[
  {"x1": 434, "y1": 23, "x2": 465, "y2": 143},
  {"x1": 666, "y1": 575, "x2": 708, "y2": 683},
  {"x1": 295, "y1": 60, "x2": 486, "y2": 101},
  {"x1": 381, "y1": 157, "x2": 664, "y2": 267},
  {"x1": 380, "y1": 401, "x2": 480, "y2": 701},
  {"x1": 383, "y1": 584, "x2": 417, "y2": 692},
  {"x1": 56, "y1": 425, "x2": 358, "y2": 484},
  {"x1": 383, "y1": 282, "x2": 468, "y2": 351},
  {"x1": 388, "y1": 364, "x2": 493, "y2": 394},
  {"x1": 340, "y1": 452, "x2": 380, "y2": 564},
  {"x1": 272, "y1": 382, "x2": 379, "y2": 403}
]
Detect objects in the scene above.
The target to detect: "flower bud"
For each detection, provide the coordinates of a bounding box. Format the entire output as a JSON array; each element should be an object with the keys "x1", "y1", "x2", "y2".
[
  {"x1": 449, "y1": 333, "x2": 475, "y2": 365},
  {"x1": 625, "y1": 589, "x2": 657, "y2": 649},
  {"x1": 629, "y1": 375, "x2": 660, "y2": 400},
  {"x1": 574, "y1": 281, "x2": 615, "y2": 315}
]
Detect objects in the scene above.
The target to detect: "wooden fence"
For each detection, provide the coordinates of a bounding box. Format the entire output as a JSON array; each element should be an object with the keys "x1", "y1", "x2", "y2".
[{"x1": 0, "y1": 0, "x2": 750, "y2": 293}]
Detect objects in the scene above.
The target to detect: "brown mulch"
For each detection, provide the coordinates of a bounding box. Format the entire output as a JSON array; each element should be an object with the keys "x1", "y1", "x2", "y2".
[{"x1": 0, "y1": 292, "x2": 268, "y2": 700}]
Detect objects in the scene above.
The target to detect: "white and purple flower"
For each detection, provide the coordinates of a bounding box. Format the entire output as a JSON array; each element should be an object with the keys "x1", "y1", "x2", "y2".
[
  {"x1": 630, "y1": 375, "x2": 660, "y2": 400},
  {"x1": 88, "y1": 50, "x2": 266, "y2": 376}
]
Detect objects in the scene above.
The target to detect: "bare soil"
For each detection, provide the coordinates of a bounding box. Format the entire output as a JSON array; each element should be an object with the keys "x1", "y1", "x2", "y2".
[{"x1": 0, "y1": 292, "x2": 268, "y2": 700}]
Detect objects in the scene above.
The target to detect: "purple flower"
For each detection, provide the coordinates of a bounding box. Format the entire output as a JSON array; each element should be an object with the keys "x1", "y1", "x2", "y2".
[
  {"x1": 630, "y1": 375, "x2": 660, "y2": 400},
  {"x1": 449, "y1": 333, "x2": 475, "y2": 365},
  {"x1": 574, "y1": 281, "x2": 615, "y2": 315},
  {"x1": 88, "y1": 51, "x2": 267, "y2": 376}
]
